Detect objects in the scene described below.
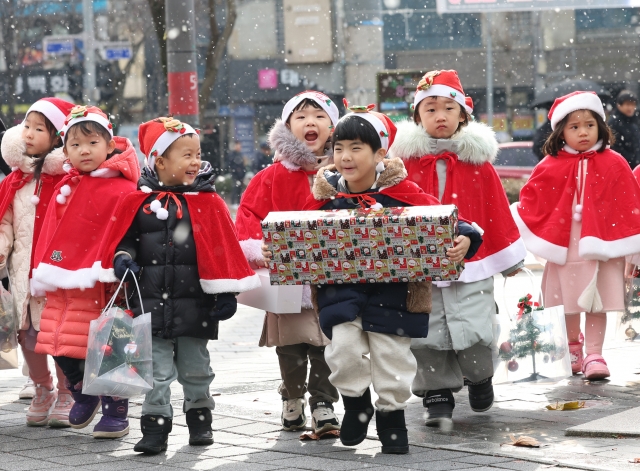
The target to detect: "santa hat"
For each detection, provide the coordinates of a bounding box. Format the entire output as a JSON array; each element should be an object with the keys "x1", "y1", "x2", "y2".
[
  {"x1": 58, "y1": 105, "x2": 113, "y2": 142},
  {"x1": 465, "y1": 96, "x2": 474, "y2": 113},
  {"x1": 25, "y1": 98, "x2": 75, "y2": 131},
  {"x1": 340, "y1": 101, "x2": 397, "y2": 151},
  {"x1": 413, "y1": 70, "x2": 473, "y2": 114},
  {"x1": 548, "y1": 91, "x2": 606, "y2": 130},
  {"x1": 281, "y1": 90, "x2": 340, "y2": 125},
  {"x1": 138, "y1": 117, "x2": 198, "y2": 169}
]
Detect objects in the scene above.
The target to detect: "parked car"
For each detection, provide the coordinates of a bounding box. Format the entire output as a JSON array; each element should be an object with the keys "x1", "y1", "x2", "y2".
[{"x1": 494, "y1": 141, "x2": 537, "y2": 179}]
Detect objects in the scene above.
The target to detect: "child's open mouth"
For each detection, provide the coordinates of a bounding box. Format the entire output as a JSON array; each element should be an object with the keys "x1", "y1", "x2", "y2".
[
  {"x1": 305, "y1": 131, "x2": 318, "y2": 142},
  {"x1": 185, "y1": 170, "x2": 197, "y2": 177}
]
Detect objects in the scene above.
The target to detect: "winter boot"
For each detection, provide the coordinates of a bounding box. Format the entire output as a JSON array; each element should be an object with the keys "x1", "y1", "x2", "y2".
[
  {"x1": 376, "y1": 409, "x2": 409, "y2": 454},
  {"x1": 424, "y1": 389, "x2": 455, "y2": 427},
  {"x1": 186, "y1": 408, "x2": 214, "y2": 446},
  {"x1": 310, "y1": 401, "x2": 340, "y2": 434},
  {"x1": 67, "y1": 381, "x2": 100, "y2": 429},
  {"x1": 134, "y1": 415, "x2": 172, "y2": 454},
  {"x1": 281, "y1": 397, "x2": 307, "y2": 431},
  {"x1": 340, "y1": 388, "x2": 374, "y2": 446},
  {"x1": 26, "y1": 386, "x2": 56, "y2": 426},
  {"x1": 466, "y1": 377, "x2": 494, "y2": 412},
  {"x1": 93, "y1": 396, "x2": 130, "y2": 438},
  {"x1": 569, "y1": 333, "x2": 585, "y2": 374}
]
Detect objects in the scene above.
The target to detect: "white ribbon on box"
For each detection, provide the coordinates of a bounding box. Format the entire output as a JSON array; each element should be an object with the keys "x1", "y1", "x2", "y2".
[{"x1": 237, "y1": 268, "x2": 304, "y2": 314}]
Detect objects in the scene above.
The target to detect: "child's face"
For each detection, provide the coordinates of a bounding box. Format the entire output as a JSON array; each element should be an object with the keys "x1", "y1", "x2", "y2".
[
  {"x1": 416, "y1": 97, "x2": 465, "y2": 139},
  {"x1": 562, "y1": 110, "x2": 599, "y2": 153},
  {"x1": 334, "y1": 139, "x2": 386, "y2": 193},
  {"x1": 64, "y1": 130, "x2": 115, "y2": 173},
  {"x1": 155, "y1": 136, "x2": 201, "y2": 186},
  {"x1": 22, "y1": 112, "x2": 56, "y2": 157},
  {"x1": 287, "y1": 105, "x2": 332, "y2": 156}
]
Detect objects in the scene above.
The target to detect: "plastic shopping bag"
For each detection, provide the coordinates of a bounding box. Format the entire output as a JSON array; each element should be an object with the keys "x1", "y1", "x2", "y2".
[
  {"x1": 0, "y1": 284, "x2": 17, "y2": 354},
  {"x1": 82, "y1": 271, "x2": 153, "y2": 397},
  {"x1": 617, "y1": 265, "x2": 640, "y2": 341}
]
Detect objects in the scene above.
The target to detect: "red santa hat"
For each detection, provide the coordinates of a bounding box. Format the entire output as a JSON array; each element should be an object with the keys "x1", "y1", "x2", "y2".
[
  {"x1": 548, "y1": 91, "x2": 606, "y2": 130},
  {"x1": 340, "y1": 100, "x2": 397, "y2": 151},
  {"x1": 413, "y1": 70, "x2": 473, "y2": 114},
  {"x1": 25, "y1": 97, "x2": 75, "y2": 131},
  {"x1": 58, "y1": 105, "x2": 113, "y2": 142},
  {"x1": 281, "y1": 90, "x2": 340, "y2": 125},
  {"x1": 138, "y1": 117, "x2": 198, "y2": 169},
  {"x1": 465, "y1": 96, "x2": 474, "y2": 113}
]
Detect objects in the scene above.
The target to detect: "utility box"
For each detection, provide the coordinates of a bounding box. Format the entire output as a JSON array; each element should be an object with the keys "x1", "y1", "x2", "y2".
[{"x1": 283, "y1": 0, "x2": 334, "y2": 64}]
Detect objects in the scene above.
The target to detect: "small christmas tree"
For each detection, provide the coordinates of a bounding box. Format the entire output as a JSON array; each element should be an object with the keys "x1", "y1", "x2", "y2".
[{"x1": 499, "y1": 294, "x2": 556, "y2": 382}]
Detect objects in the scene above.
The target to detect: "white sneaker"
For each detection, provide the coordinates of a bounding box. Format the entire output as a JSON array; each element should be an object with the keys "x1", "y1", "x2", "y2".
[
  {"x1": 281, "y1": 397, "x2": 306, "y2": 431},
  {"x1": 311, "y1": 402, "x2": 340, "y2": 434},
  {"x1": 19, "y1": 378, "x2": 36, "y2": 400}
]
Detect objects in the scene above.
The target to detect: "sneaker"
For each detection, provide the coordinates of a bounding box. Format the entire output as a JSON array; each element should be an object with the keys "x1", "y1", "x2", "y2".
[
  {"x1": 19, "y1": 378, "x2": 36, "y2": 400},
  {"x1": 311, "y1": 401, "x2": 340, "y2": 434},
  {"x1": 466, "y1": 377, "x2": 494, "y2": 412},
  {"x1": 26, "y1": 386, "x2": 56, "y2": 426},
  {"x1": 48, "y1": 392, "x2": 74, "y2": 428},
  {"x1": 424, "y1": 389, "x2": 454, "y2": 428},
  {"x1": 281, "y1": 397, "x2": 306, "y2": 431}
]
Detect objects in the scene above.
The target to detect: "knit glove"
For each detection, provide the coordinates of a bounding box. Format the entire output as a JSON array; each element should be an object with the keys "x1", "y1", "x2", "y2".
[
  {"x1": 113, "y1": 254, "x2": 140, "y2": 282},
  {"x1": 210, "y1": 293, "x2": 237, "y2": 321}
]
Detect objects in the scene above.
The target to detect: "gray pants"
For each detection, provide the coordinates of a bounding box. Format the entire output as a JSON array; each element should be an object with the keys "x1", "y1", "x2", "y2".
[
  {"x1": 276, "y1": 343, "x2": 339, "y2": 407},
  {"x1": 411, "y1": 342, "x2": 493, "y2": 396},
  {"x1": 142, "y1": 336, "x2": 217, "y2": 418}
]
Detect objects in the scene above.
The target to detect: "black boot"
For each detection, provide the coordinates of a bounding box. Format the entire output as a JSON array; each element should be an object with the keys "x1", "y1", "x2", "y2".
[
  {"x1": 376, "y1": 409, "x2": 409, "y2": 454},
  {"x1": 466, "y1": 376, "x2": 494, "y2": 412},
  {"x1": 424, "y1": 389, "x2": 455, "y2": 427},
  {"x1": 186, "y1": 408, "x2": 214, "y2": 446},
  {"x1": 134, "y1": 415, "x2": 172, "y2": 454},
  {"x1": 340, "y1": 388, "x2": 374, "y2": 446}
]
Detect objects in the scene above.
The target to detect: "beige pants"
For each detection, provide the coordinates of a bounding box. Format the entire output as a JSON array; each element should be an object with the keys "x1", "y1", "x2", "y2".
[{"x1": 325, "y1": 318, "x2": 416, "y2": 411}]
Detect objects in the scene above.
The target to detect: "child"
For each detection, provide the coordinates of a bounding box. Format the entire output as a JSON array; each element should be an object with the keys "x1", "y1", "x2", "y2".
[
  {"x1": 98, "y1": 117, "x2": 260, "y2": 454},
  {"x1": 235, "y1": 91, "x2": 342, "y2": 434},
  {"x1": 304, "y1": 105, "x2": 482, "y2": 453},
  {"x1": 389, "y1": 70, "x2": 526, "y2": 425},
  {"x1": 31, "y1": 105, "x2": 141, "y2": 438},
  {"x1": 0, "y1": 98, "x2": 74, "y2": 426},
  {"x1": 512, "y1": 91, "x2": 640, "y2": 379}
]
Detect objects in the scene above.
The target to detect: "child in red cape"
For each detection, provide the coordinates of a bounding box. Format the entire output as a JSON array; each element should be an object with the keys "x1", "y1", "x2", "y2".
[
  {"x1": 0, "y1": 98, "x2": 74, "y2": 427},
  {"x1": 512, "y1": 91, "x2": 640, "y2": 380},
  {"x1": 390, "y1": 70, "x2": 526, "y2": 426},
  {"x1": 32, "y1": 105, "x2": 140, "y2": 438}
]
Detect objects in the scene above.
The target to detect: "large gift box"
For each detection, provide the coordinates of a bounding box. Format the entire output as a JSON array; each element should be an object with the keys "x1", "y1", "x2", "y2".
[{"x1": 262, "y1": 205, "x2": 463, "y2": 285}]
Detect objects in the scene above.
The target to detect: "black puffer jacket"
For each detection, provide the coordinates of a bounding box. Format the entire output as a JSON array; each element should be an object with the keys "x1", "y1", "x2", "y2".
[
  {"x1": 116, "y1": 163, "x2": 219, "y2": 340},
  {"x1": 608, "y1": 110, "x2": 640, "y2": 168}
]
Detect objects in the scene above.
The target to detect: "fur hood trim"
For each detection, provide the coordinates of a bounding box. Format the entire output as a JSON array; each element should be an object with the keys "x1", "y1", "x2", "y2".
[
  {"x1": 268, "y1": 119, "x2": 332, "y2": 170},
  {"x1": 1, "y1": 124, "x2": 66, "y2": 176},
  {"x1": 312, "y1": 157, "x2": 408, "y2": 200},
  {"x1": 390, "y1": 120, "x2": 498, "y2": 165}
]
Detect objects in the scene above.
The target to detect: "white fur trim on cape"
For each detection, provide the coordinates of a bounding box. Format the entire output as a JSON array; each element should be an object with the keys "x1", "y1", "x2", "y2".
[
  {"x1": 32, "y1": 261, "x2": 102, "y2": 290},
  {"x1": 390, "y1": 120, "x2": 498, "y2": 164},
  {"x1": 30, "y1": 276, "x2": 56, "y2": 297},
  {"x1": 200, "y1": 273, "x2": 261, "y2": 295},
  {"x1": 268, "y1": 119, "x2": 332, "y2": 169},
  {"x1": 458, "y1": 238, "x2": 527, "y2": 283},
  {"x1": 0, "y1": 125, "x2": 66, "y2": 175},
  {"x1": 579, "y1": 233, "x2": 640, "y2": 261},
  {"x1": 90, "y1": 168, "x2": 122, "y2": 179},
  {"x1": 510, "y1": 203, "x2": 568, "y2": 265},
  {"x1": 240, "y1": 238, "x2": 264, "y2": 262}
]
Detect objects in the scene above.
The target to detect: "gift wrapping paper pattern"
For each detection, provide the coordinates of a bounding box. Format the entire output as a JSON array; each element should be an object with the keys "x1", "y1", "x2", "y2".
[{"x1": 262, "y1": 205, "x2": 463, "y2": 285}]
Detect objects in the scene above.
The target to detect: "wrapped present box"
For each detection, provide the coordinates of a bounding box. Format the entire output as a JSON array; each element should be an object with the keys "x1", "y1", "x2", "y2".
[{"x1": 262, "y1": 205, "x2": 463, "y2": 285}]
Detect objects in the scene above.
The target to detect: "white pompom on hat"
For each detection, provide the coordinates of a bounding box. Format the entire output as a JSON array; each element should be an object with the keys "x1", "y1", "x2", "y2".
[{"x1": 548, "y1": 91, "x2": 606, "y2": 130}]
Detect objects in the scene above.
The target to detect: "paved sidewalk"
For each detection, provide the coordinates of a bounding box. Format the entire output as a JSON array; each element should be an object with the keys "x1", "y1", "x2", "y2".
[{"x1": 0, "y1": 271, "x2": 637, "y2": 470}]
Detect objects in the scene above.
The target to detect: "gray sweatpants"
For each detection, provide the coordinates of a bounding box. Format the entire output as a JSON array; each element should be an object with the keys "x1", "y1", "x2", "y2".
[{"x1": 142, "y1": 336, "x2": 217, "y2": 418}]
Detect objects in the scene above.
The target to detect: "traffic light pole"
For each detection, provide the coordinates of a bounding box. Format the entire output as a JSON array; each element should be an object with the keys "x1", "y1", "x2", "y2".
[
  {"x1": 165, "y1": 0, "x2": 200, "y2": 126},
  {"x1": 82, "y1": 0, "x2": 97, "y2": 103}
]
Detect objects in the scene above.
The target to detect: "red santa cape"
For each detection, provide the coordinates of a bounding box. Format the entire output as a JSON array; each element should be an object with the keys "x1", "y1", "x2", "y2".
[
  {"x1": 98, "y1": 189, "x2": 260, "y2": 294},
  {"x1": 512, "y1": 148, "x2": 640, "y2": 265},
  {"x1": 390, "y1": 121, "x2": 527, "y2": 283},
  {"x1": 31, "y1": 137, "x2": 140, "y2": 292}
]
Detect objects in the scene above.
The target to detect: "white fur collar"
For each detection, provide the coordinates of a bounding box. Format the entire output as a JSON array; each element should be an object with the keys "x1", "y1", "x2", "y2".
[
  {"x1": 0, "y1": 124, "x2": 66, "y2": 175},
  {"x1": 389, "y1": 120, "x2": 499, "y2": 165}
]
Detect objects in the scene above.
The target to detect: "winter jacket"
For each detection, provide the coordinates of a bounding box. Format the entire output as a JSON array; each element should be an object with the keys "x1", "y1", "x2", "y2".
[
  {"x1": 305, "y1": 158, "x2": 482, "y2": 340},
  {"x1": 608, "y1": 110, "x2": 640, "y2": 168},
  {"x1": 35, "y1": 138, "x2": 140, "y2": 359},
  {"x1": 114, "y1": 164, "x2": 221, "y2": 340},
  {"x1": 0, "y1": 125, "x2": 66, "y2": 330}
]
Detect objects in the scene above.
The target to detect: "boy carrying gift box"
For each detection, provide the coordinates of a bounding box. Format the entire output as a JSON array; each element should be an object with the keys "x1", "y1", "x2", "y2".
[
  {"x1": 304, "y1": 103, "x2": 482, "y2": 454},
  {"x1": 235, "y1": 91, "x2": 342, "y2": 434},
  {"x1": 98, "y1": 117, "x2": 260, "y2": 454}
]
